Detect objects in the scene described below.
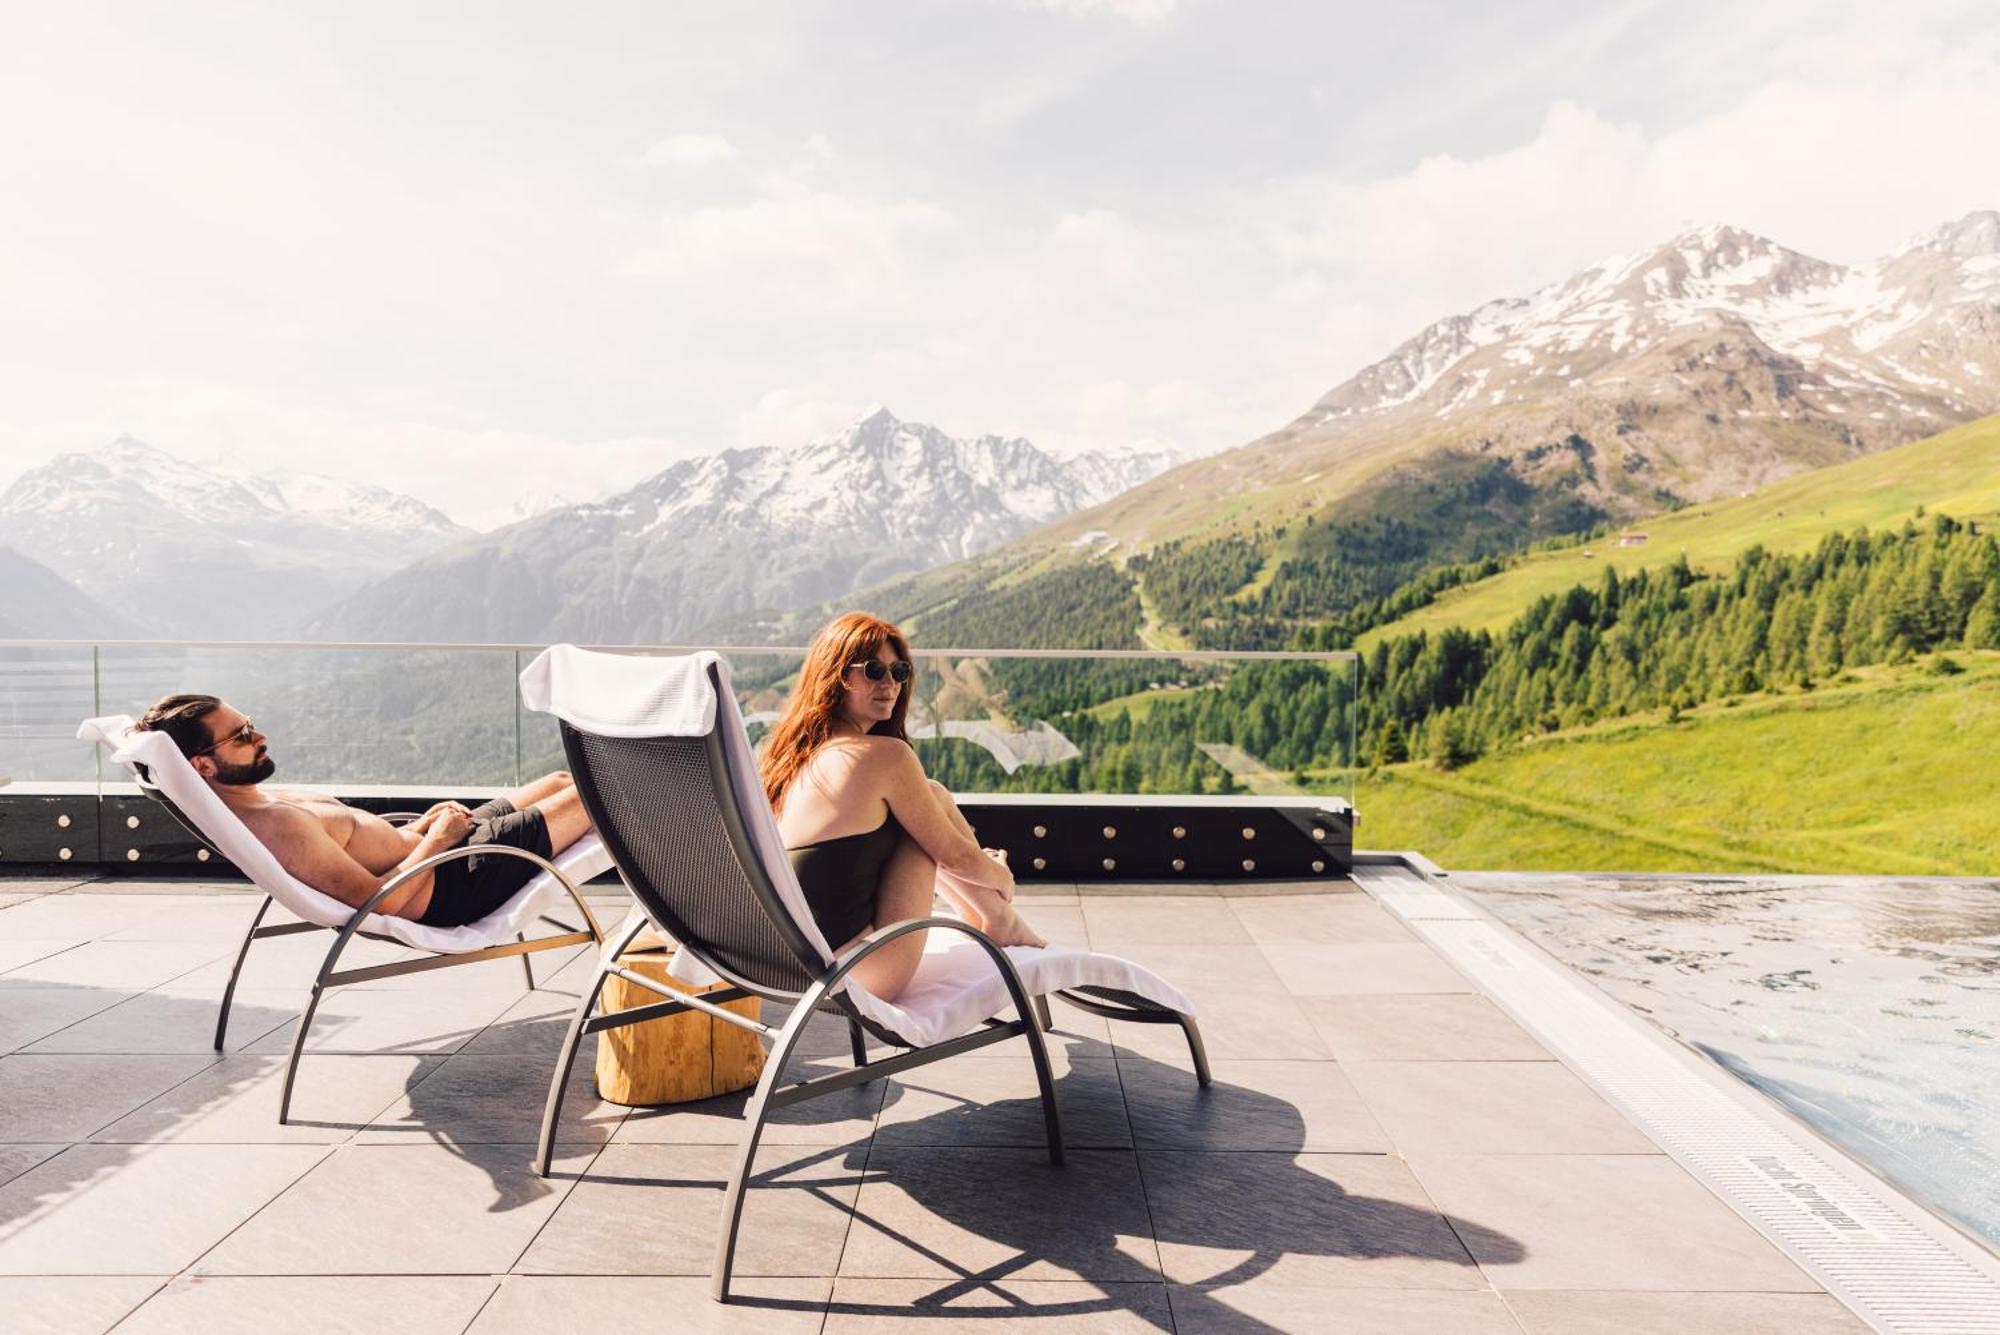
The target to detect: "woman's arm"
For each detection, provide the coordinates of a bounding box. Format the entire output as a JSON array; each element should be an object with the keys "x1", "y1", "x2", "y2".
[{"x1": 876, "y1": 743, "x2": 1014, "y2": 894}]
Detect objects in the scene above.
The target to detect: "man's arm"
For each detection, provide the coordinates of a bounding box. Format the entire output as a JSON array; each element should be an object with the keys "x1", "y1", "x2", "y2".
[{"x1": 258, "y1": 805, "x2": 471, "y2": 920}]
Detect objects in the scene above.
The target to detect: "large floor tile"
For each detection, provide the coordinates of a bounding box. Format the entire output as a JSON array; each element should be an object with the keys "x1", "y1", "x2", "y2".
[
  {"x1": 840, "y1": 1148, "x2": 1159, "y2": 1282},
  {"x1": 1300, "y1": 994, "x2": 1550, "y2": 1062},
  {"x1": 0, "y1": 1277, "x2": 167, "y2": 1335},
  {"x1": 613, "y1": 1058, "x2": 887, "y2": 1147},
  {"x1": 1343, "y1": 1062, "x2": 1660, "y2": 1155},
  {"x1": 0, "y1": 1146, "x2": 67, "y2": 1189},
  {"x1": 876, "y1": 1053, "x2": 1130, "y2": 1150},
  {"x1": 25, "y1": 987, "x2": 299, "y2": 1054},
  {"x1": 1081, "y1": 896, "x2": 1253, "y2": 948},
  {"x1": 0, "y1": 987, "x2": 134, "y2": 1053},
  {"x1": 92, "y1": 1054, "x2": 438, "y2": 1144},
  {"x1": 0, "y1": 894, "x2": 175, "y2": 940},
  {"x1": 1264, "y1": 942, "x2": 1474, "y2": 997},
  {"x1": 0, "y1": 941, "x2": 88, "y2": 976},
  {"x1": 116, "y1": 1275, "x2": 498, "y2": 1334},
  {"x1": 455, "y1": 986, "x2": 593, "y2": 1058},
  {"x1": 0, "y1": 940, "x2": 224, "y2": 991},
  {"x1": 1096, "y1": 945, "x2": 1286, "y2": 995},
  {"x1": 101, "y1": 898, "x2": 295, "y2": 942},
  {"x1": 240, "y1": 986, "x2": 519, "y2": 1055},
  {"x1": 359, "y1": 1051, "x2": 625, "y2": 1146},
  {"x1": 1229, "y1": 894, "x2": 1418, "y2": 946},
  {"x1": 0, "y1": 1143, "x2": 328, "y2": 1274},
  {"x1": 826, "y1": 1279, "x2": 1172, "y2": 1332},
  {"x1": 515, "y1": 1142, "x2": 863, "y2": 1277},
  {"x1": 1121, "y1": 1058, "x2": 1389, "y2": 1153},
  {"x1": 471, "y1": 1276, "x2": 830, "y2": 1333},
  {"x1": 1406, "y1": 1153, "x2": 1823, "y2": 1292},
  {"x1": 194, "y1": 1143, "x2": 588, "y2": 1275},
  {"x1": 1505, "y1": 1290, "x2": 1867, "y2": 1333},
  {"x1": 0, "y1": 1053, "x2": 215, "y2": 1142},
  {"x1": 1112, "y1": 991, "x2": 1331, "y2": 1062},
  {"x1": 1167, "y1": 1284, "x2": 1523, "y2": 1334},
  {"x1": 1140, "y1": 1151, "x2": 1489, "y2": 1290}
]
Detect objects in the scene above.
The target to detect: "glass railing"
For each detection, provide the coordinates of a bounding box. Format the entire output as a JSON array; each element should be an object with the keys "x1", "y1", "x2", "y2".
[{"x1": 0, "y1": 640, "x2": 1359, "y2": 809}]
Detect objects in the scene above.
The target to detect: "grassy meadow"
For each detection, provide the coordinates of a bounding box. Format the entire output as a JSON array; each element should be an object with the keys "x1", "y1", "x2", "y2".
[
  {"x1": 1340, "y1": 651, "x2": 2000, "y2": 874},
  {"x1": 1362, "y1": 413, "x2": 2000, "y2": 647}
]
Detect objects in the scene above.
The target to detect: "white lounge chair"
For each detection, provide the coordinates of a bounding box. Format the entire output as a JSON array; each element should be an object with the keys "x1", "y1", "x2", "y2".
[
  {"x1": 76, "y1": 714, "x2": 614, "y2": 1121},
  {"x1": 517, "y1": 644, "x2": 1209, "y2": 1301}
]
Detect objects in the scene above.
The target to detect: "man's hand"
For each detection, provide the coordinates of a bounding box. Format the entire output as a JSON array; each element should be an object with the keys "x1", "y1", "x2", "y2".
[
  {"x1": 426, "y1": 805, "x2": 475, "y2": 846},
  {"x1": 410, "y1": 801, "x2": 473, "y2": 835}
]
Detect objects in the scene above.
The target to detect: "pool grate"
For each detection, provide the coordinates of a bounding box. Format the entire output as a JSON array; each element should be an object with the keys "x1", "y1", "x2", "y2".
[{"x1": 1357, "y1": 863, "x2": 2000, "y2": 1335}]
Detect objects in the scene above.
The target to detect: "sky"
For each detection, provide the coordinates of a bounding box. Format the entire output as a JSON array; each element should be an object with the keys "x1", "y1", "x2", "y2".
[{"x1": 2, "y1": 0, "x2": 1998, "y2": 528}]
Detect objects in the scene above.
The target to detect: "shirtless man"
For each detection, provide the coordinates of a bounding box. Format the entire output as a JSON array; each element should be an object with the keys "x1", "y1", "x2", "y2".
[{"x1": 133, "y1": 693, "x2": 593, "y2": 926}]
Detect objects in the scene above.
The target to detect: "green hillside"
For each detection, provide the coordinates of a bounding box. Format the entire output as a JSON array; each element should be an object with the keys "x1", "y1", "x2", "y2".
[
  {"x1": 1363, "y1": 413, "x2": 2000, "y2": 648},
  {"x1": 1342, "y1": 651, "x2": 2000, "y2": 875}
]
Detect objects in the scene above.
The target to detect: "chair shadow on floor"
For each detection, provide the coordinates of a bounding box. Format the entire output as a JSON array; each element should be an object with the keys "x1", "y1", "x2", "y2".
[{"x1": 569, "y1": 1008, "x2": 1525, "y2": 1334}]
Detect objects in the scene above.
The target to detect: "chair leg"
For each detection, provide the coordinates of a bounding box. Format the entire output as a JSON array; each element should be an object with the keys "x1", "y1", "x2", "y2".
[
  {"x1": 277, "y1": 980, "x2": 327, "y2": 1125},
  {"x1": 518, "y1": 934, "x2": 535, "y2": 991},
  {"x1": 1033, "y1": 994, "x2": 1054, "y2": 1032},
  {"x1": 847, "y1": 1018, "x2": 868, "y2": 1068},
  {"x1": 215, "y1": 895, "x2": 274, "y2": 1051},
  {"x1": 1019, "y1": 992, "x2": 1064, "y2": 1168},
  {"x1": 713, "y1": 1000, "x2": 821, "y2": 1303},
  {"x1": 1176, "y1": 1012, "x2": 1213, "y2": 1087},
  {"x1": 536, "y1": 914, "x2": 649, "y2": 1177}
]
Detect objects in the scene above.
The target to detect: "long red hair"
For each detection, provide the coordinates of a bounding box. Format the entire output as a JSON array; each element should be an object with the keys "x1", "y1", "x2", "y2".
[{"x1": 759, "y1": 611, "x2": 913, "y2": 810}]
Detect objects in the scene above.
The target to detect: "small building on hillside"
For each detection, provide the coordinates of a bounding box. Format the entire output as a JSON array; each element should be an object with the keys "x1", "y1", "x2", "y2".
[{"x1": 1618, "y1": 531, "x2": 1650, "y2": 548}]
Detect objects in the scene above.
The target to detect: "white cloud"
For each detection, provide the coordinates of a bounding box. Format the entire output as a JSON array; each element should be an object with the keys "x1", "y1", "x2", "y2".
[
  {"x1": 1027, "y1": 0, "x2": 1177, "y2": 25},
  {"x1": 1050, "y1": 208, "x2": 1148, "y2": 286},
  {"x1": 624, "y1": 186, "x2": 956, "y2": 304},
  {"x1": 635, "y1": 133, "x2": 740, "y2": 168},
  {"x1": 736, "y1": 387, "x2": 869, "y2": 450}
]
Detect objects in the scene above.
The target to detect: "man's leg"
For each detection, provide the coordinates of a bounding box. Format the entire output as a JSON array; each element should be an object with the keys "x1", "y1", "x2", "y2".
[
  {"x1": 526, "y1": 783, "x2": 592, "y2": 856},
  {"x1": 507, "y1": 770, "x2": 574, "y2": 809}
]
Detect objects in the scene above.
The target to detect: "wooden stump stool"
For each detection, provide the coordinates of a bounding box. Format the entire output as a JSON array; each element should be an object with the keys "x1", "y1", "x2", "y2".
[{"x1": 594, "y1": 933, "x2": 765, "y2": 1106}]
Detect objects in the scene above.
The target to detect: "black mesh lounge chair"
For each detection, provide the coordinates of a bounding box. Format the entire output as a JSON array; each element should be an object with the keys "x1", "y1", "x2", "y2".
[
  {"x1": 520, "y1": 644, "x2": 1209, "y2": 1302},
  {"x1": 77, "y1": 714, "x2": 612, "y2": 1122}
]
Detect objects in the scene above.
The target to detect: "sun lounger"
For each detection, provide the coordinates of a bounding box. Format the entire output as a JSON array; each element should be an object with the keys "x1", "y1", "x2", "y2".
[
  {"x1": 517, "y1": 644, "x2": 1209, "y2": 1300},
  {"x1": 77, "y1": 714, "x2": 614, "y2": 1121}
]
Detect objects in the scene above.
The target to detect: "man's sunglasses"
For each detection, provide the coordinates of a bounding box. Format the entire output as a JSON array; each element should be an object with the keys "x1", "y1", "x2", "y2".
[
  {"x1": 192, "y1": 720, "x2": 257, "y2": 757},
  {"x1": 845, "y1": 660, "x2": 912, "y2": 684}
]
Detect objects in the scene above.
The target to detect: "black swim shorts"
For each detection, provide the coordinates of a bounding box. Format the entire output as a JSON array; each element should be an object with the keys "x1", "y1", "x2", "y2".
[{"x1": 418, "y1": 797, "x2": 554, "y2": 928}]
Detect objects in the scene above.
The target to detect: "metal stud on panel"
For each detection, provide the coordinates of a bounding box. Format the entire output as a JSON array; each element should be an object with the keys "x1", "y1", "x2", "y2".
[
  {"x1": 1101, "y1": 825, "x2": 1117, "y2": 840},
  {"x1": 58, "y1": 847, "x2": 73, "y2": 861},
  {"x1": 1311, "y1": 826, "x2": 1327, "y2": 841},
  {"x1": 126, "y1": 849, "x2": 140, "y2": 862},
  {"x1": 1032, "y1": 825, "x2": 1047, "y2": 839},
  {"x1": 56, "y1": 814, "x2": 71, "y2": 829},
  {"x1": 1102, "y1": 857, "x2": 1116, "y2": 872},
  {"x1": 1032, "y1": 857, "x2": 1046, "y2": 871},
  {"x1": 1171, "y1": 858, "x2": 1186, "y2": 872},
  {"x1": 197, "y1": 849, "x2": 211, "y2": 863},
  {"x1": 1241, "y1": 858, "x2": 1256, "y2": 872},
  {"x1": 1241, "y1": 826, "x2": 1255, "y2": 840},
  {"x1": 1311, "y1": 860, "x2": 1326, "y2": 873},
  {"x1": 126, "y1": 815, "x2": 141, "y2": 829},
  {"x1": 1171, "y1": 826, "x2": 1187, "y2": 840}
]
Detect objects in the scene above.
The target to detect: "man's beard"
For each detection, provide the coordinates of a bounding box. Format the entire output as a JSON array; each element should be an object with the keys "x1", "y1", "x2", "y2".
[{"x1": 211, "y1": 753, "x2": 276, "y2": 785}]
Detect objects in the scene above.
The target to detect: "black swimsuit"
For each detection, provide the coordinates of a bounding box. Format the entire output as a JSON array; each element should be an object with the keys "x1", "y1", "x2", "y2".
[{"x1": 787, "y1": 810, "x2": 903, "y2": 947}]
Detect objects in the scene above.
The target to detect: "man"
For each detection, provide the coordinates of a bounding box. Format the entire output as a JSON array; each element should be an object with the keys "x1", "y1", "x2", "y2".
[{"x1": 133, "y1": 693, "x2": 593, "y2": 926}]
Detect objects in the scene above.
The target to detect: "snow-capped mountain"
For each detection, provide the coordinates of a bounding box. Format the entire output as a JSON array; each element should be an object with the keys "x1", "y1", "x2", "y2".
[
  {"x1": 0, "y1": 436, "x2": 471, "y2": 637},
  {"x1": 1301, "y1": 213, "x2": 2000, "y2": 438},
  {"x1": 315, "y1": 408, "x2": 1177, "y2": 644}
]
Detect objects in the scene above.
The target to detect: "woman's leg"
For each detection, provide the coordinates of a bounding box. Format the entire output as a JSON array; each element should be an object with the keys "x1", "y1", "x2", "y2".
[
  {"x1": 842, "y1": 836, "x2": 936, "y2": 1001},
  {"x1": 924, "y1": 781, "x2": 1046, "y2": 948}
]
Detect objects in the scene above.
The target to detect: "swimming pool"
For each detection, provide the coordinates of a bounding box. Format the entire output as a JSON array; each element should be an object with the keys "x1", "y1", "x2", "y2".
[{"x1": 1451, "y1": 871, "x2": 2000, "y2": 1256}]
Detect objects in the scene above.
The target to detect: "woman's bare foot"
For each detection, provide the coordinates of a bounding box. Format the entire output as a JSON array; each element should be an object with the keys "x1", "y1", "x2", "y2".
[
  {"x1": 933, "y1": 870, "x2": 1047, "y2": 948},
  {"x1": 978, "y1": 901, "x2": 1048, "y2": 949}
]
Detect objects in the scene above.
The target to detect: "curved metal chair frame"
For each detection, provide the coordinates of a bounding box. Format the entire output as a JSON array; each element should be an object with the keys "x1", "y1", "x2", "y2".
[
  {"x1": 144, "y1": 788, "x2": 606, "y2": 1122},
  {"x1": 531, "y1": 669, "x2": 1211, "y2": 1302}
]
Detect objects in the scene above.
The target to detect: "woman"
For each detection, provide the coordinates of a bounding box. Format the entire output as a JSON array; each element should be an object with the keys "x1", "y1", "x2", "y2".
[{"x1": 760, "y1": 611, "x2": 1045, "y2": 1001}]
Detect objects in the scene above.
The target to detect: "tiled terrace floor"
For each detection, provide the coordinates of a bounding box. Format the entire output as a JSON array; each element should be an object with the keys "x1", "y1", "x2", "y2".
[{"x1": 0, "y1": 874, "x2": 1867, "y2": 1334}]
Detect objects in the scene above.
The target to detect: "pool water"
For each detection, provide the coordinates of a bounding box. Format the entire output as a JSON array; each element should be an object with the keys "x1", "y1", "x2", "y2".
[{"x1": 1452, "y1": 872, "x2": 2000, "y2": 1255}]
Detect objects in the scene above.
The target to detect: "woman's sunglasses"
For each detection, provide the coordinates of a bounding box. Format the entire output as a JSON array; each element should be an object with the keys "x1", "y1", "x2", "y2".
[{"x1": 845, "y1": 660, "x2": 912, "y2": 684}]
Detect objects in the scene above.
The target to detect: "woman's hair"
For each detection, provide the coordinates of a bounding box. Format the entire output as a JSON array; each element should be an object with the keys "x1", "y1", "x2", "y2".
[{"x1": 758, "y1": 611, "x2": 912, "y2": 809}]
